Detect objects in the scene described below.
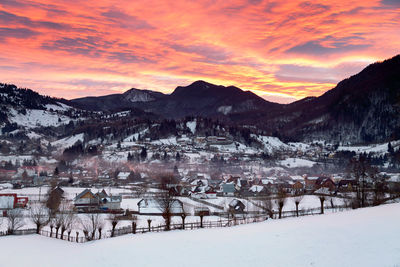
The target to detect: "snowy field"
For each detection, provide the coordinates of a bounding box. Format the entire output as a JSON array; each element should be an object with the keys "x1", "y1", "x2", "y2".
[{"x1": 0, "y1": 203, "x2": 399, "y2": 267}]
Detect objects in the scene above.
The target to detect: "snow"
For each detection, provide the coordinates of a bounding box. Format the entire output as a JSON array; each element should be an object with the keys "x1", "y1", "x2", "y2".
[
  {"x1": 125, "y1": 89, "x2": 155, "y2": 102},
  {"x1": 279, "y1": 157, "x2": 316, "y2": 168},
  {"x1": 0, "y1": 203, "x2": 399, "y2": 267},
  {"x1": 337, "y1": 140, "x2": 400, "y2": 154},
  {"x1": 8, "y1": 108, "x2": 71, "y2": 128},
  {"x1": 217, "y1": 105, "x2": 232, "y2": 115},
  {"x1": 52, "y1": 133, "x2": 84, "y2": 149},
  {"x1": 251, "y1": 135, "x2": 290, "y2": 153},
  {"x1": 186, "y1": 120, "x2": 196, "y2": 134},
  {"x1": 45, "y1": 103, "x2": 71, "y2": 112},
  {"x1": 26, "y1": 131, "x2": 42, "y2": 140},
  {"x1": 151, "y1": 137, "x2": 177, "y2": 145}
]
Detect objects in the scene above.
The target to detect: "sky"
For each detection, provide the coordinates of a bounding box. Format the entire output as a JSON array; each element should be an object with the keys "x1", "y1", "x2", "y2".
[{"x1": 0, "y1": 0, "x2": 399, "y2": 103}]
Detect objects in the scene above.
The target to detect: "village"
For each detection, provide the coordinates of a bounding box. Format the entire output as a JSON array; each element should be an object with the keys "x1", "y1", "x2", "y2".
[{"x1": 1, "y1": 155, "x2": 399, "y2": 243}]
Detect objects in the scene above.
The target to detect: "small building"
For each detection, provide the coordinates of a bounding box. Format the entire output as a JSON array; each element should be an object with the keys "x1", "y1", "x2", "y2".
[
  {"x1": 316, "y1": 177, "x2": 336, "y2": 191},
  {"x1": 74, "y1": 189, "x2": 122, "y2": 212},
  {"x1": 74, "y1": 189, "x2": 99, "y2": 212},
  {"x1": 117, "y1": 172, "x2": 131, "y2": 180},
  {"x1": 221, "y1": 183, "x2": 236, "y2": 196},
  {"x1": 0, "y1": 193, "x2": 28, "y2": 210},
  {"x1": 96, "y1": 190, "x2": 122, "y2": 211},
  {"x1": 228, "y1": 199, "x2": 246, "y2": 214},
  {"x1": 249, "y1": 185, "x2": 267, "y2": 196},
  {"x1": 291, "y1": 181, "x2": 304, "y2": 192}
]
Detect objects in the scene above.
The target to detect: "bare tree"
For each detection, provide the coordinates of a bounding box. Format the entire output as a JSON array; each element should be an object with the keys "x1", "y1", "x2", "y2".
[
  {"x1": 131, "y1": 215, "x2": 138, "y2": 234},
  {"x1": 371, "y1": 169, "x2": 386, "y2": 206},
  {"x1": 46, "y1": 180, "x2": 61, "y2": 216},
  {"x1": 30, "y1": 203, "x2": 50, "y2": 234},
  {"x1": 259, "y1": 198, "x2": 273, "y2": 218},
  {"x1": 132, "y1": 184, "x2": 148, "y2": 198},
  {"x1": 293, "y1": 193, "x2": 304, "y2": 217},
  {"x1": 319, "y1": 195, "x2": 326, "y2": 214},
  {"x1": 6, "y1": 209, "x2": 24, "y2": 235},
  {"x1": 196, "y1": 207, "x2": 208, "y2": 228},
  {"x1": 347, "y1": 156, "x2": 375, "y2": 208},
  {"x1": 109, "y1": 213, "x2": 120, "y2": 237},
  {"x1": 276, "y1": 187, "x2": 287, "y2": 219},
  {"x1": 82, "y1": 213, "x2": 104, "y2": 241},
  {"x1": 59, "y1": 202, "x2": 75, "y2": 240},
  {"x1": 156, "y1": 174, "x2": 179, "y2": 231}
]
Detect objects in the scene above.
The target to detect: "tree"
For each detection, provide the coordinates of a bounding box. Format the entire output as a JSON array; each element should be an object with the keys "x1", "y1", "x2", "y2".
[
  {"x1": 259, "y1": 198, "x2": 273, "y2": 218},
  {"x1": 196, "y1": 207, "x2": 208, "y2": 228},
  {"x1": 347, "y1": 156, "x2": 371, "y2": 208},
  {"x1": 156, "y1": 174, "x2": 180, "y2": 231},
  {"x1": 30, "y1": 203, "x2": 50, "y2": 234},
  {"x1": 53, "y1": 167, "x2": 59, "y2": 177},
  {"x1": 58, "y1": 202, "x2": 75, "y2": 239},
  {"x1": 293, "y1": 193, "x2": 304, "y2": 217},
  {"x1": 140, "y1": 147, "x2": 147, "y2": 161},
  {"x1": 276, "y1": 187, "x2": 287, "y2": 219},
  {"x1": 109, "y1": 214, "x2": 120, "y2": 237},
  {"x1": 21, "y1": 169, "x2": 29, "y2": 181},
  {"x1": 388, "y1": 142, "x2": 394, "y2": 154},
  {"x1": 46, "y1": 181, "x2": 62, "y2": 216},
  {"x1": 6, "y1": 209, "x2": 24, "y2": 234},
  {"x1": 82, "y1": 213, "x2": 104, "y2": 241},
  {"x1": 319, "y1": 195, "x2": 326, "y2": 214}
]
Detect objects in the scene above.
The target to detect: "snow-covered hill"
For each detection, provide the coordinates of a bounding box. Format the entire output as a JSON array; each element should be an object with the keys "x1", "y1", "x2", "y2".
[{"x1": 1, "y1": 203, "x2": 399, "y2": 267}]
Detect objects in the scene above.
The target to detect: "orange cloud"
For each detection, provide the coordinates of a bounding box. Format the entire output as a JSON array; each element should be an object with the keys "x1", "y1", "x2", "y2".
[{"x1": 0, "y1": 0, "x2": 399, "y2": 102}]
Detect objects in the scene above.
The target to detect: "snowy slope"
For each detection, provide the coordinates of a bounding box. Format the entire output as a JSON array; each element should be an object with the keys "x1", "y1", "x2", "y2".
[
  {"x1": 337, "y1": 140, "x2": 400, "y2": 155},
  {"x1": 51, "y1": 133, "x2": 85, "y2": 149},
  {"x1": 8, "y1": 108, "x2": 71, "y2": 128},
  {"x1": 0, "y1": 203, "x2": 399, "y2": 267}
]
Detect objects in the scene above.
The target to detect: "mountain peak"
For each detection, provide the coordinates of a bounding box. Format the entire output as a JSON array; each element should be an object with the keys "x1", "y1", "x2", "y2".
[{"x1": 123, "y1": 88, "x2": 165, "y2": 103}]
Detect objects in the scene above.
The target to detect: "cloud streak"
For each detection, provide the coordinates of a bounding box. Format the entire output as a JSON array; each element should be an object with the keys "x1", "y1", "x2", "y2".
[{"x1": 0, "y1": 0, "x2": 399, "y2": 102}]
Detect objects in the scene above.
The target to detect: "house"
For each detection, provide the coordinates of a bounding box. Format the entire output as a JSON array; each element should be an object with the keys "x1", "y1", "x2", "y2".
[
  {"x1": 74, "y1": 189, "x2": 122, "y2": 212},
  {"x1": 248, "y1": 185, "x2": 267, "y2": 196},
  {"x1": 221, "y1": 183, "x2": 236, "y2": 196},
  {"x1": 0, "y1": 193, "x2": 28, "y2": 210},
  {"x1": 304, "y1": 176, "x2": 319, "y2": 191},
  {"x1": 228, "y1": 199, "x2": 246, "y2": 214},
  {"x1": 337, "y1": 179, "x2": 358, "y2": 192},
  {"x1": 291, "y1": 181, "x2": 304, "y2": 192},
  {"x1": 74, "y1": 189, "x2": 99, "y2": 212},
  {"x1": 0, "y1": 169, "x2": 17, "y2": 179},
  {"x1": 49, "y1": 186, "x2": 64, "y2": 199},
  {"x1": 137, "y1": 198, "x2": 184, "y2": 215},
  {"x1": 117, "y1": 172, "x2": 131, "y2": 180},
  {"x1": 98, "y1": 196, "x2": 122, "y2": 211},
  {"x1": 315, "y1": 177, "x2": 336, "y2": 191}
]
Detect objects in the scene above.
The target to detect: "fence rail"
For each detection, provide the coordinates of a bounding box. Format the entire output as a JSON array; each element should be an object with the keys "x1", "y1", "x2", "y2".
[{"x1": 0, "y1": 204, "x2": 353, "y2": 243}]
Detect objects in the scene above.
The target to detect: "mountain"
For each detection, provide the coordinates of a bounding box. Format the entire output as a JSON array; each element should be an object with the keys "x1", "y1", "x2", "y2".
[
  {"x1": 71, "y1": 88, "x2": 166, "y2": 111},
  {"x1": 1, "y1": 54, "x2": 400, "y2": 144},
  {"x1": 242, "y1": 55, "x2": 400, "y2": 143},
  {"x1": 71, "y1": 80, "x2": 278, "y2": 118}
]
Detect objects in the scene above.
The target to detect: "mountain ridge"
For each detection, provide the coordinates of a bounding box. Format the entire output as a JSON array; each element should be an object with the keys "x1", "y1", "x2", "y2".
[{"x1": 1, "y1": 54, "x2": 400, "y2": 144}]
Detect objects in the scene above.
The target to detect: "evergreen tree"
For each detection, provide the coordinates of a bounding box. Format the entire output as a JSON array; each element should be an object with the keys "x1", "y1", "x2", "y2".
[{"x1": 140, "y1": 147, "x2": 147, "y2": 161}]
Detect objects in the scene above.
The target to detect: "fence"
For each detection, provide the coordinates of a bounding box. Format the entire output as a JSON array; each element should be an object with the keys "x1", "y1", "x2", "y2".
[
  {"x1": 39, "y1": 229, "x2": 87, "y2": 243},
  {"x1": 0, "y1": 204, "x2": 355, "y2": 243},
  {"x1": 110, "y1": 215, "x2": 267, "y2": 237}
]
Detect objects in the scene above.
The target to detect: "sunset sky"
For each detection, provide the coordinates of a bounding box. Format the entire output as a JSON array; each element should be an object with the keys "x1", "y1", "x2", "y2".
[{"x1": 0, "y1": 0, "x2": 399, "y2": 103}]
